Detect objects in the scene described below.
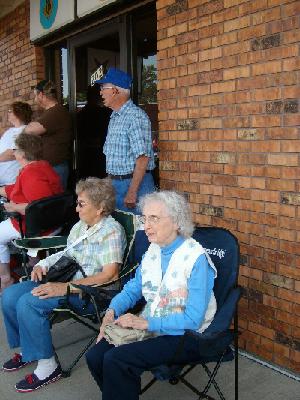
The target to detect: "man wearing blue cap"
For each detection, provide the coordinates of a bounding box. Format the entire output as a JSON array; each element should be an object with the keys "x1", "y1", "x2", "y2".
[{"x1": 96, "y1": 67, "x2": 155, "y2": 213}]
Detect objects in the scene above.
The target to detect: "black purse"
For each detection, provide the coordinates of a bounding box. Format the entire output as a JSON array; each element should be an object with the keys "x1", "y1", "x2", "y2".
[{"x1": 43, "y1": 256, "x2": 87, "y2": 283}]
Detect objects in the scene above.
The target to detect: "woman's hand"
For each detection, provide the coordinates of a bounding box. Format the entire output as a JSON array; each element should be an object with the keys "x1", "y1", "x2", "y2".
[
  {"x1": 31, "y1": 265, "x2": 47, "y2": 282},
  {"x1": 115, "y1": 313, "x2": 148, "y2": 330},
  {"x1": 31, "y1": 282, "x2": 68, "y2": 299},
  {"x1": 3, "y1": 202, "x2": 17, "y2": 212},
  {"x1": 97, "y1": 309, "x2": 115, "y2": 343},
  {"x1": 3, "y1": 202, "x2": 27, "y2": 214}
]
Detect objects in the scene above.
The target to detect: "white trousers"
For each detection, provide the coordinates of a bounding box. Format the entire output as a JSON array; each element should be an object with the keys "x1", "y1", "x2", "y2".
[{"x1": 0, "y1": 219, "x2": 21, "y2": 263}]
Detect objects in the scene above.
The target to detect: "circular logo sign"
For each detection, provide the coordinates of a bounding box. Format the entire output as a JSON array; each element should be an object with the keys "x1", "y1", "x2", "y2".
[{"x1": 40, "y1": 0, "x2": 58, "y2": 29}]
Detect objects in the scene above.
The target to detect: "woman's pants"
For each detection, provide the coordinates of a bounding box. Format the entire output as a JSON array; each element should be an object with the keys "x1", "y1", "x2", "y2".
[
  {"x1": 86, "y1": 335, "x2": 202, "y2": 400},
  {"x1": 0, "y1": 218, "x2": 21, "y2": 263},
  {"x1": 1, "y1": 280, "x2": 94, "y2": 362}
]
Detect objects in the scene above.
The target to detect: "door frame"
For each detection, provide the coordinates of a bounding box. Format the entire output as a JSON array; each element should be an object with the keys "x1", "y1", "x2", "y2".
[
  {"x1": 67, "y1": 16, "x2": 130, "y2": 113},
  {"x1": 66, "y1": 16, "x2": 132, "y2": 172}
]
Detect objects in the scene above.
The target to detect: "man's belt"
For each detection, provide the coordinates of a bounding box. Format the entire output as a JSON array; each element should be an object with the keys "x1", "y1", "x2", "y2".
[{"x1": 108, "y1": 171, "x2": 152, "y2": 180}]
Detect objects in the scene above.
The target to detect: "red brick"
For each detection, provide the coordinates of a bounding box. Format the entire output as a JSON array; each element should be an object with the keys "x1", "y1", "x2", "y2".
[
  {"x1": 248, "y1": 322, "x2": 275, "y2": 340},
  {"x1": 283, "y1": 57, "x2": 300, "y2": 71},
  {"x1": 224, "y1": 15, "x2": 250, "y2": 32},
  {"x1": 266, "y1": 178, "x2": 295, "y2": 191},
  {"x1": 188, "y1": 15, "x2": 211, "y2": 32},
  {"x1": 267, "y1": 127, "x2": 299, "y2": 140},
  {"x1": 284, "y1": 114, "x2": 300, "y2": 126},
  {"x1": 268, "y1": 154, "x2": 298, "y2": 167}
]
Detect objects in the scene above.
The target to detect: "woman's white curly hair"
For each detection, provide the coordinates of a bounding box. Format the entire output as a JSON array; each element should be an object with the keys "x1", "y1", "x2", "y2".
[{"x1": 138, "y1": 190, "x2": 194, "y2": 238}]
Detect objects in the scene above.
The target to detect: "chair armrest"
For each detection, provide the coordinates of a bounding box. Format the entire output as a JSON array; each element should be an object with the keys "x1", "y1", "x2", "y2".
[
  {"x1": 13, "y1": 235, "x2": 67, "y2": 250},
  {"x1": 58, "y1": 283, "x2": 119, "y2": 322},
  {"x1": 203, "y1": 286, "x2": 241, "y2": 334},
  {"x1": 184, "y1": 286, "x2": 242, "y2": 357},
  {"x1": 3, "y1": 210, "x2": 21, "y2": 219}
]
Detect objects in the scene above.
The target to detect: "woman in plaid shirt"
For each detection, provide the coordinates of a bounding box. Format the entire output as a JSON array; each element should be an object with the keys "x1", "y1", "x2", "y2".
[{"x1": 1, "y1": 177, "x2": 126, "y2": 393}]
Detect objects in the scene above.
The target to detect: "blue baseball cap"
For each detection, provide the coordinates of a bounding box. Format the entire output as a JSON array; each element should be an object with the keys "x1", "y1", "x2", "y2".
[{"x1": 95, "y1": 67, "x2": 132, "y2": 89}]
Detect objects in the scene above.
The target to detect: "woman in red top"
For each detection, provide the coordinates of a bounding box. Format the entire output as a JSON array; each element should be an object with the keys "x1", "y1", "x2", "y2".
[{"x1": 0, "y1": 133, "x2": 63, "y2": 291}]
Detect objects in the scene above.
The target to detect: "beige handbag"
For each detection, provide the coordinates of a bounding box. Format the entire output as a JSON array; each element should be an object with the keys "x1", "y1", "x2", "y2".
[{"x1": 104, "y1": 323, "x2": 155, "y2": 347}]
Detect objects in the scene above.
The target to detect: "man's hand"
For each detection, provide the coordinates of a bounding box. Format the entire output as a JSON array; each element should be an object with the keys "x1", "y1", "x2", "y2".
[
  {"x1": 97, "y1": 309, "x2": 115, "y2": 343},
  {"x1": 124, "y1": 155, "x2": 150, "y2": 209},
  {"x1": 124, "y1": 189, "x2": 137, "y2": 209},
  {"x1": 31, "y1": 265, "x2": 47, "y2": 282},
  {"x1": 31, "y1": 282, "x2": 68, "y2": 299},
  {"x1": 115, "y1": 313, "x2": 148, "y2": 330}
]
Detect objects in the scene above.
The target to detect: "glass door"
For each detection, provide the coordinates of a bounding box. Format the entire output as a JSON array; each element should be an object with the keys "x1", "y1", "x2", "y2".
[{"x1": 68, "y1": 18, "x2": 128, "y2": 179}]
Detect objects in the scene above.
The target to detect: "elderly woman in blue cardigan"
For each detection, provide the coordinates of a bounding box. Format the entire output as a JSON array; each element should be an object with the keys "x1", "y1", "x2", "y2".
[{"x1": 86, "y1": 190, "x2": 217, "y2": 400}]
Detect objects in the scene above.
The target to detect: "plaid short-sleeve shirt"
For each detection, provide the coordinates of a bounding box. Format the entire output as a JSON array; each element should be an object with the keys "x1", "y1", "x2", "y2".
[
  {"x1": 38, "y1": 216, "x2": 126, "y2": 279},
  {"x1": 103, "y1": 100, "x2": 155, "y2": 175}
]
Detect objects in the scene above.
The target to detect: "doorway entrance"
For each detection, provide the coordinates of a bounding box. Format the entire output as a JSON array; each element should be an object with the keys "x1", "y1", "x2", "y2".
[{"x1": 68, "y1": 3, "x2": 157, "y2": 182}]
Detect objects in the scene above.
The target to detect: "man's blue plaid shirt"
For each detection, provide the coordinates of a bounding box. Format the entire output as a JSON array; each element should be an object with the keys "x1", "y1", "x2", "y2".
[{"x1": 103, "y1": 100, "x2": 155, "y2": 175}]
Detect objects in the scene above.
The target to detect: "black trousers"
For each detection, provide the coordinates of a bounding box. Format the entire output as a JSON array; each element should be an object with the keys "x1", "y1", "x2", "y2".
[{"x1": 85, "y1": 335, "x2": 201, "y2": 400}]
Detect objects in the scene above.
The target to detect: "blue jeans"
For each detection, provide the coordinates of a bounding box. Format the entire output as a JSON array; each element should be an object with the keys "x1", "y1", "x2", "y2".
[
  {"x1": 1, "y1": 280, "x2": 94, "y2": 362},
  {"x1": 53, "y1": 161, "x2": 69, "y2": 190},
  {"x1": 112, "y1": 172, "x2": 155, "y2": 215}
]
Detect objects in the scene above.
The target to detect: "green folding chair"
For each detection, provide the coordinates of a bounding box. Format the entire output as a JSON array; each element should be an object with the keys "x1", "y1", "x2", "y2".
[{"x1": 49, "y1": 209, "x2": 139, "y2": 376}]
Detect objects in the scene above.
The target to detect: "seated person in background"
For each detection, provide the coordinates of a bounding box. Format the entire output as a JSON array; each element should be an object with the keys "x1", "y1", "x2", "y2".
[
  {"x1": 1, "y1": 177, "x2": 126, "y2": 393},
  {"x1": 0, "y1": 133, "x2": 63, "y2": 290},
  {"x1": 85, "y1": 190, "x2": 217, "y2": 400},
  {"x1": 0, "y1": 102, "x2": 32, "y2": 186}
]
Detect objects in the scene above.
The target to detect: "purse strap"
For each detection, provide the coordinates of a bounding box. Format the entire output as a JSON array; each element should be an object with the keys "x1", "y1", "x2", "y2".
[
  {"x1": 50, "y1": 220, "x2": 102, "y2": 268},
  {"x1": 55, "y1": 221, "x2": 103, "y2": 262}
]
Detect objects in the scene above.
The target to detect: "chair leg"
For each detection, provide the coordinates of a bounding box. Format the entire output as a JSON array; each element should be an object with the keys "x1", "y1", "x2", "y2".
[
  {"x1": 50, "y1": 310, "x2": 100, "y2": 377},
  {"x1": 234, "y1": 310, "x2": 239, "y2": 400},
  {"x1": 61, "y1": 334, "x2": 98, "y2": 377},
  {"x1": 140, "y1": 377, "x2": 158, "y2": 394},
  {"x1": 178, "y1": 364, "x2": 221, "y2": 400},
  {"x1": 201, "y1": 361, "x2": 226, "y2": 400},
  {"x1": 21, "y1": 249, "x2": 30, "y2": 279}
]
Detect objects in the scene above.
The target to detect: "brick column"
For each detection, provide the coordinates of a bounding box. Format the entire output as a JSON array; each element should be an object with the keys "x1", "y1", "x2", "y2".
[
  {"x1": 157, "y1": 0, "x2": 300, "y2": 372},
  {"x1": 0, "y1": 1, "x2": 45, "y2": 131}
]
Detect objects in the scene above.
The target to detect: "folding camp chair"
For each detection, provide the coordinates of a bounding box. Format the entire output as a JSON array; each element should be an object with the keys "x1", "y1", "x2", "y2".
[
  {"x1": 49, "y1": 210, "x2": 148, "y2": 377},
  {"x1": 141, "y1": 226, "x2": 241, "y2": 400},
  {"x1": 7, "y1": 192, "x2": 76, "y2": 279}
]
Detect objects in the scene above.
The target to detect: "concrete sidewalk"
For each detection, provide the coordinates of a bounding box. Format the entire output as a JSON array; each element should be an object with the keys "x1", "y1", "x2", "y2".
[{"x1": 0, "y1": 315, "x2": 299, "y2": 400}]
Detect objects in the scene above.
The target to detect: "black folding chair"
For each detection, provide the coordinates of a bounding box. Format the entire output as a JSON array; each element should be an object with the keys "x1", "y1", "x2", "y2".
[
  {"x1": 9, "y1": 192, "x2": 76, "y2": 278},
  {"x1": 141, "y1": 227, "x2": 241, "y2": 400}
]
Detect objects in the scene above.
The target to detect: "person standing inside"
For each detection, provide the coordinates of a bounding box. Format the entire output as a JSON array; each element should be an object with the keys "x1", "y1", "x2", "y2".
[
  {"x1": 0, "y1": 102, "x2": 32, "y2": 186},
  {"x1": 24, "y1": 80, "x2": 72, "y2": 189},
  {"x1": 96, "y1": 68, "x2": 155, "y2": 214},
  {"x1": 77, "y1": 84, "x2": 111, "y2": 179}
]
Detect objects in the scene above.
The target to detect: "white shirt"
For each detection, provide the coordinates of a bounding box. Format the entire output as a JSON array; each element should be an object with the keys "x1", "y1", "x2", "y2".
[{"x1": 0, "y1": 125, "x2": 25, "y2": 185}]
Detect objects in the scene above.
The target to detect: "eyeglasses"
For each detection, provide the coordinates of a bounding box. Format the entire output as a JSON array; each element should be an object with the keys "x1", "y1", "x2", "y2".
[
  {"x1": 76, "y1": 200, "x2": 87, "y2": 208},
  {"x1": 100, "y1": 86, "x2": 115, "y2": 91},
  {"x1": 138, "y1": 215, "x2": 170, "y2": 225}
]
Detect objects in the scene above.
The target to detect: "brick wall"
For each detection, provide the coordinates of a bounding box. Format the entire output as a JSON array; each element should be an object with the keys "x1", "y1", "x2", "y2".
[
  {"x1": 157, "y1": 0, "x2": 300, "y2": 372},
  {"x1": 0, "y1": 0, "x2": 44, "y2": 132}
]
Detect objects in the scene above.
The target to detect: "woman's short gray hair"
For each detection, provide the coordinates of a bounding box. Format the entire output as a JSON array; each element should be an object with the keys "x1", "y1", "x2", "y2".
[
  {"x1": 138, "y1": 190, "x2": 194, "y2": 238},
  {"x1": 76, "y1": 177, "x2": 115, "y2": 216}
]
